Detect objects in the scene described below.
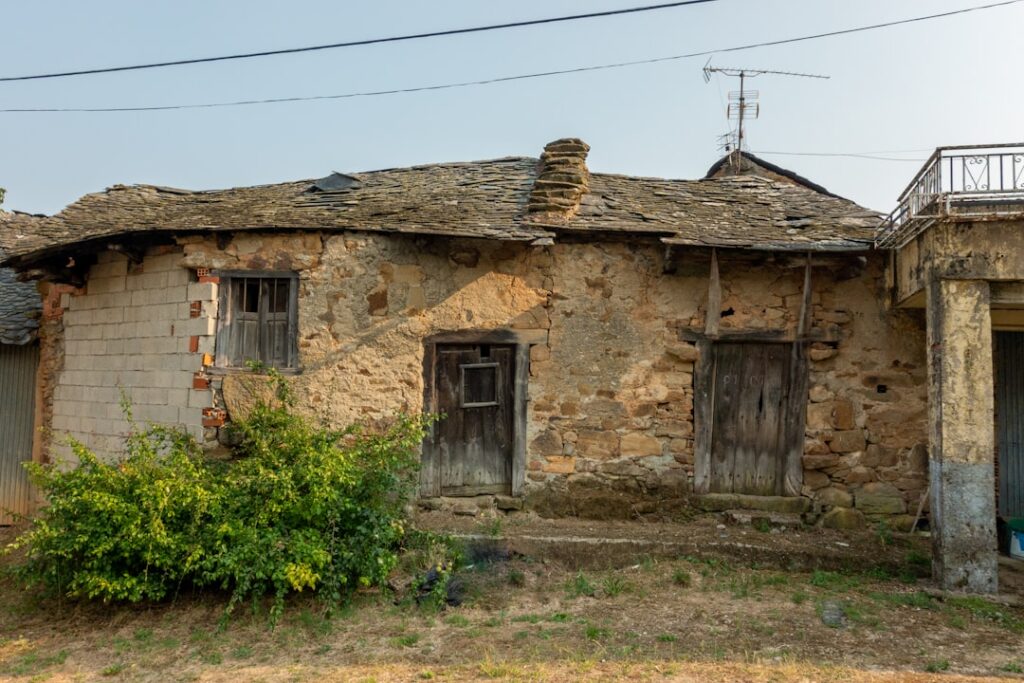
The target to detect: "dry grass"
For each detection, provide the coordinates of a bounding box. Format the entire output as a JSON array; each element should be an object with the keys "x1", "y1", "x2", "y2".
[{"x1": 2, "y1": 545, "x2": 1024, "y2": 682}]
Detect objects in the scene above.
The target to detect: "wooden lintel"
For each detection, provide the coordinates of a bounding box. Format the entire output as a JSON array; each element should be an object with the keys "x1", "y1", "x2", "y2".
[
  {"x1": 679, "y1": 325, "x2": 841, "y2": 345},
  {"x1": 426, "y1": 328, "x2": 548, "y2": 346},
  {"x1": 704, "y1": 248, "x2": 721, "y2": 337}
]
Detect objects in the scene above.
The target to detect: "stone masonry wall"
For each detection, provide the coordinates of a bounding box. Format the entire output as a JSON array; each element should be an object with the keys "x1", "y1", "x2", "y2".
[
  {"x1": 43, "y1": 231, "x2": 930, "y2": 526},
  {"x1": 49, "y1": 248, "x2": 218, "y2": 462}
]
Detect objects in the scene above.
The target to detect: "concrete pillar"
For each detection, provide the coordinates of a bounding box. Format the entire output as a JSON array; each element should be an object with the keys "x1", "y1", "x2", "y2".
[{"x1": 926, "y1": 278, "x2": 998, "y2": 593}]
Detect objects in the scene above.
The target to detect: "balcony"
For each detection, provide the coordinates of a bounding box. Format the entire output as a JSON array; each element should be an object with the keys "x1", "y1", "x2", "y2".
[{"x1": 877, "y1": 143, "x2": 1024, "y2": 248}]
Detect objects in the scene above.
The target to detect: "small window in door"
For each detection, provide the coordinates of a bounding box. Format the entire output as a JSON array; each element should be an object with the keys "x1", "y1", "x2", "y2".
[
  {"x1": 460, "y1": 362, "x2": 499, "y2": 408},
  {"x1": 215, "y1": 272, "x2": 298, "y2": 370}
]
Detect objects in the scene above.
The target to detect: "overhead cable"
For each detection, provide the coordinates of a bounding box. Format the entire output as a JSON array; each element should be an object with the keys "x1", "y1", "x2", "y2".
[
  {"x1": 0, "y1": 0, "x2": 717, "y2": 82},
  {"x1": 1, "y1": 0, "x2": 1019, "y2": 113}
]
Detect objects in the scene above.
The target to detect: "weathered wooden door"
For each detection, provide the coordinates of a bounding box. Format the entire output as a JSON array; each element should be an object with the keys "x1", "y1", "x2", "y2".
[
  {"x1": 995, "y1": 331, "x2": 1024, "y2": 518},
  {"x1": 0, "y1": 343, "x2": 38, "y2": 525},
  {"x1": 434, "y1": 344, "x2": 514, "y2": 496},
  {"x1": 708, "y1": 341, "x2": 805, "y2": 496}
]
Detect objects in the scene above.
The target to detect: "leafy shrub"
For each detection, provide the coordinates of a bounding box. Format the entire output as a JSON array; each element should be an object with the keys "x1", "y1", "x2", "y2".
[
  {"x1": 5, "y1": 371, "x2": 433, "y2": 620},
  {"x1": 6, "y1": 426, "x2": 214, "y2": 603}
]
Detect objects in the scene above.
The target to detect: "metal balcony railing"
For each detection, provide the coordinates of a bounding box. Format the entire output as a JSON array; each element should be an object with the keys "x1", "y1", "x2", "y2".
[{"x1": 877, "y1": 143, "x2": 1024, "y2": 248}]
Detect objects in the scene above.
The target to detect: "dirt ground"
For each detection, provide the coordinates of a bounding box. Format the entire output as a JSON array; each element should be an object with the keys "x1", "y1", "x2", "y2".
[{"x1": 2, "y1": 517, "x2": 1024, "y2": 682}]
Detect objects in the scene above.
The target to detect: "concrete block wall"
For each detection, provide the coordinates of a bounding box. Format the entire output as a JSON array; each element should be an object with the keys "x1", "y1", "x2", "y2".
[{"x1": 49, "y1": 248, "x2": 219, "y2": 462}]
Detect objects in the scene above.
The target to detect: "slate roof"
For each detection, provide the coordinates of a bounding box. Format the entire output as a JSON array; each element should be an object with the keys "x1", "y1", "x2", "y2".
[
  {"x1": 0, "y1": 266, "x2": 41, "y2": 345},
  {"x1": 0, "y1": 152, "x2": 881, "y2": 268},
  {"x1": 704, "y1": 151, "x2": 842, "y2": 199},
  {"x1": 536, "y1": 172, "x2": 880, "y2": 251}
]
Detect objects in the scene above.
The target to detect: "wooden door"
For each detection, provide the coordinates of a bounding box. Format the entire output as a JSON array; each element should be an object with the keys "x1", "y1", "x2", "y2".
[
  {"x1": 709, "y1": 341, "x2": 803, "y2": 496},
  {"x1": 434, "y1": 344, "x2": 514, "y2": 496},
  {"x1": 995, "y1": 331, "x2": 1024, "y2": 518}
]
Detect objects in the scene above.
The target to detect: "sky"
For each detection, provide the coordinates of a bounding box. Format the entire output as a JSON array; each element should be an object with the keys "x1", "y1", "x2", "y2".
[{"x1": 1, "y1": 0, "x2": 1022, "y2": 216}]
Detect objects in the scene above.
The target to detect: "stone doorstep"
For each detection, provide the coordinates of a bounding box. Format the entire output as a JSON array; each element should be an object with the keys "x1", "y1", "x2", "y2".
[
  {"x1": 451, "y1": 533, "x2": 905, "y2": 574},
  {"x1": 693, "y1": 493, "x2": 812, "y2": 515},
  {"x1": 722, "y1": 509, "x2": 804, "y2": 529}
]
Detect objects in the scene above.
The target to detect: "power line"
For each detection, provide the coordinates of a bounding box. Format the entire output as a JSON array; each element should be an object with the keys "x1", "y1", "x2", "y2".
[
  {"x1": 0, "y1": 0, "x2": 717, "y2": 83},
  {"x1": 1, "y1": 0, "x2": 1018, "y2": 114},
  {"x1": 754, "y1": 151, "x2": 927, "y2": 162}
]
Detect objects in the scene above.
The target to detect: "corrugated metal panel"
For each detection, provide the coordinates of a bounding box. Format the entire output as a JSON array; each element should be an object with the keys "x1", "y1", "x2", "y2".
[
  {"x1": 995, "y1": 331, "x2": 1024, "y2": 519},
  {"x1": 0, "y1": 342, "x2": 38, "y2": 525}
]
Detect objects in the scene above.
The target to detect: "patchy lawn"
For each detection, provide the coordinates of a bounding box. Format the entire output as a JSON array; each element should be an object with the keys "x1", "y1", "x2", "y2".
[{"x1": 2, "y1": 523, "x2": 1023, "y2": 682}]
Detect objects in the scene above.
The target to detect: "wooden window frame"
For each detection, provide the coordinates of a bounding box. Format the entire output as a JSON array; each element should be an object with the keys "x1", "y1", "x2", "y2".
[
  {"x1": 213, "y1": 270, "x2": 300, "y2": 372},
  {"x1": 459, "y1": 362, "x2": 501, "y2": 408}
]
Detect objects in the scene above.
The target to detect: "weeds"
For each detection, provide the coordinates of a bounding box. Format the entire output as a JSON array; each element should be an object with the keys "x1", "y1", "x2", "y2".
[
  {"x1": 101, "y1": 663, "x2": 125, "y2": 677},
  {"x1": 511, "y1": 614, "x2": 541, "y2": 624},
  {"x1": 946, "y1": 596, "x2": 1024, "y2": 632},
  {"x1": 3, "y1": 649, "x2": 69, "y2": 677},
  {"x1": 394, "y1": 633, "x2": 421, "y2": 648},
  {"x1": 444, "y1": 614, "x2": 471, "y2": 628},
  {"x1": 476, "y1": 518, "x2": 503, "y2": 538},
  {"x1": 875, "y1": 521, "x2": 894, "y2": 547},
  {"x1": 507, "y1": 568, "x2": 525, "y2": 587},
  {"x1": 809, "y1": 570, "x2": 862, "y2": 592},
  {"x1": 566, "y1": 573, "x2": 596, "y2": 599},
  {"x1": 925, "y1": 659, "x2": 950, "y2": 673},
  {"x1": 601, "y1": 575, "x2": 630, "y2": 597},
  {"x1": 672, "y1": 568, "x2": 692, "y2": 587}
]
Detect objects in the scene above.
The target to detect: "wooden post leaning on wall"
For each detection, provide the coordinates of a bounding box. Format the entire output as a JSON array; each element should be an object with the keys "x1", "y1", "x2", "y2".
[
  {"x1": 783, "y1": 251, "x2": 813, "y2": 496},
  {"x1": 797, "y1": 252, "x2": 813, "y2": 337},
  {"x1": 704, "y1": 248, "x2": 721, "y2": 337}
]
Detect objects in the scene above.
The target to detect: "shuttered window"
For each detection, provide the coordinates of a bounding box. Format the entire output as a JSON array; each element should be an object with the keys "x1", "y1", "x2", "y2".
[{"x1": 215, "y1": 272, "x2": 299, "y2": 370}]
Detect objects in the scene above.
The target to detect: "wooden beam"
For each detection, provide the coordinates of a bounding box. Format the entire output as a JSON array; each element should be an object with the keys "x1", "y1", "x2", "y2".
[
  {"x1": 797, "y1": 252, "x2": 813, "y2": 338},
  {"x1": 511, "y1": 343, "x2": 530, "y2": 497},
  {"x1": 704, "y1": 248, "x2": 721, "y2": 337},
  {"x1": 419, "y1": 341, "x2": 441, "y2": 497}
]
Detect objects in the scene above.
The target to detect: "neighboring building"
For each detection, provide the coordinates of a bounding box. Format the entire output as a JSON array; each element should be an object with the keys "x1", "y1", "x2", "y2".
[
  {"x1": 0, "y1": 139, "x2": 1019, "y2": 593},
  {"x1": 877, "y1": 143, "x2": 1024, "y2": 593},
  {"x1": 0, "y1": 264, "x2": 42, "y2": 524}
]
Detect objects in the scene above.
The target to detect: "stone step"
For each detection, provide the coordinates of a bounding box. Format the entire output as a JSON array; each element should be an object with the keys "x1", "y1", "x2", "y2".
[
  {"x1": 452, "y1": 532, "x2": 903, "y2": 574},
  {"x1": 722, "y1": 509, "x2": 805, "y2": 529},
  {"x1": 693, "y1": 493, "x2": 812, "y2": 514}
]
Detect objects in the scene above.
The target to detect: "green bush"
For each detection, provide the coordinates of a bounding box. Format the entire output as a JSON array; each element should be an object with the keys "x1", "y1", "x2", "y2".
[{"x1": 5, "y1": 372, "x2": 433, "y2": 619}]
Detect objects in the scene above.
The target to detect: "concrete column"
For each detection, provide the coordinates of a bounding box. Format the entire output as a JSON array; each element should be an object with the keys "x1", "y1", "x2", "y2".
[{"x1": 926, "y1": 278, "x2": 998, "y2": 593}]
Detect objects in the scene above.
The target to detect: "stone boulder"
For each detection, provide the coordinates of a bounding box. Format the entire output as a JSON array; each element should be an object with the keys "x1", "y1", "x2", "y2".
[
  {"x1": 817, "y1": 486, "x2": 853, "y2": 509},
  {"x1": 829, "y1": 430, "x2": 866, "y2": 453},
  {"x1": 854, "y1": 482, "x2": 907, "y2": 515},
  {"x1": 821, "y1": 507, "x2": 866, "y2": 530},
  {"x1": 222, "y1": 373, "x2": 281, "y2": 422}
]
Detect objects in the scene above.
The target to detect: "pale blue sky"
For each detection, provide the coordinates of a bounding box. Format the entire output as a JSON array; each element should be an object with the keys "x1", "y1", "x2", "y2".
[{"x1": 1, "y1": 0, "x2": 1021, "y2": 215}]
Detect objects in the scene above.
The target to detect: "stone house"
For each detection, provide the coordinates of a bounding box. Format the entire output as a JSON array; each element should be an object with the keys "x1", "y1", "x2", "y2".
[{"x1": 0, "y1": 139, "x2": 1019, "y2": 592}]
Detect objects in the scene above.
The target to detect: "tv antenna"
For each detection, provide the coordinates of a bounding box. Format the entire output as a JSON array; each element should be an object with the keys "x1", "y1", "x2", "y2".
[{"x1": 702, "y1": 62, "x2": 829, "y2": 156}]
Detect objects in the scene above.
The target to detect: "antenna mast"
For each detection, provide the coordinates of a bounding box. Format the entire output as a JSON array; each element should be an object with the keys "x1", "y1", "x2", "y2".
[{"x1": 702, "y1": 62, "x2": 829, "y2": 158}]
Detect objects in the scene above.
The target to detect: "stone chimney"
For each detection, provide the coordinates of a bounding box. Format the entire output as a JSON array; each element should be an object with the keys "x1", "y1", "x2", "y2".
[{"x1": 527, "y1": 138, "x2": 590, "y2": 221}]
